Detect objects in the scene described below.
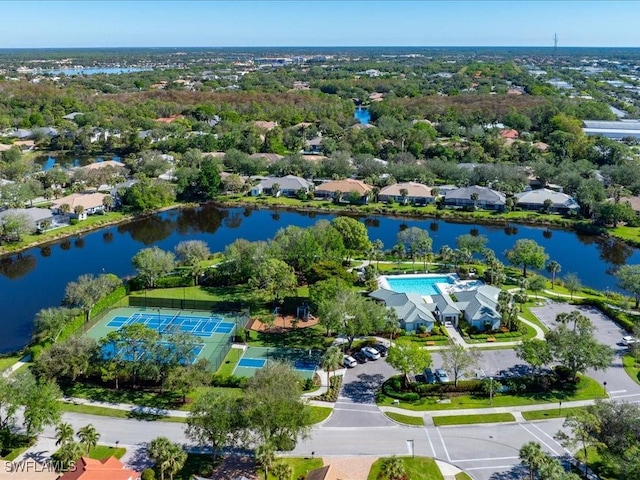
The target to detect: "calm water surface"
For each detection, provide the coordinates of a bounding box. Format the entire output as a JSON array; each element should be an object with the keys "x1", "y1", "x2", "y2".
[{"x1": 1, "y1": 205, "x2": 637, "y2": 353}]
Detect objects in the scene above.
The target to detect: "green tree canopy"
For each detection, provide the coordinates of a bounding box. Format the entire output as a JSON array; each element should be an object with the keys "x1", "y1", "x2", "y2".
[
  {"x1": 386, "y1": 338, "x2": 432, "y2": 388},
  {"x1": 505, "y1": 239, "x2": 548, "y2": 277},
  {"x1": 132, "y1": 246, "x2": 176, "y2": 288},
  {"x1": 615, "y1": 264, "x2": 640, "y2": 309},
  {"x1": 331, "y1": 216, "x2": 371, "y2": 262}
]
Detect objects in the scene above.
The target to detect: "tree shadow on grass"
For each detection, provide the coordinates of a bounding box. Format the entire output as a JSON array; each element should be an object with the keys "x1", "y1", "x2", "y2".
[{"x1": 341, "y1": 373, "x2": 386, "y2": 404}]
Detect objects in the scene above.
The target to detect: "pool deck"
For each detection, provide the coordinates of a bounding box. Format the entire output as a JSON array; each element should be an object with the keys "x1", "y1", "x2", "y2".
[{"x1": 378, "y1": 272, "x2": 483, "y2": 297}]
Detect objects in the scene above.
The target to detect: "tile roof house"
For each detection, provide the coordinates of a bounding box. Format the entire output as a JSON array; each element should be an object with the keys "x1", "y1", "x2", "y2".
[
  {"x1": 315, "y1": 179, "x2": 372, "y2": 204},
  {"x1": 56, "y1": 456, "x2": 140, "y2": 480},
  {"x1": 250, "y1": 175, "x2": 312, "y2": 197},
  {"x1": 444, "y1": 186, "x2": 506, "y2": 211},
  {"x1": 51, "y1": 193, "x2": 107, "y2": 219},
  {"x1": 447, "y1": 285, "x2": 502, "y2": 331},
  {"x1": 249, "y1": 153, "x2": 284, "y2": 164},
  {"x1": 253, "y1": 121, "x2": 278, "y2": 131},
  {"x1": 515, "y1": 188, "x2": 580, "y2": 214},
  {"x1": 370, "y1": 288, "x2": 437, "y2": 332},
  {"x1": 306, "y1": 464, "x2": 352, "y2": 480},
  {"x1": 499, "y1": 129, "x2": 519, "y2": 139},
  {"x1": 378, "y1": 182, "x2": 435, "y2": 205}
]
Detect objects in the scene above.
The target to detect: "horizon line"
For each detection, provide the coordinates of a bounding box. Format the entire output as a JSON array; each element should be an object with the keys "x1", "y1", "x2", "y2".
[{"x1": 2, "y1": 45, "x2": 640, "y2": 50}]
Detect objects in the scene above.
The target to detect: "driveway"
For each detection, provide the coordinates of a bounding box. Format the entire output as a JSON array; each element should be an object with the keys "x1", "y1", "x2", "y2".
[
  {"x1": 323, "y1": 358, "x2": 398, "y2": 428},
  {"x1": 530, "y1": 302, "x2": 640, "y2": 403}
]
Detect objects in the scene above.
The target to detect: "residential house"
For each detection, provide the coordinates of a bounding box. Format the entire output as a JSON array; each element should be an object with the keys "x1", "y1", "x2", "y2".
[
  {"x1": 444, "y1": 186, "x2": 506, "y2": 211},
  {"x1": 304, "y1": 135, "x2": 323, "y2": 154},
  {"x1": 0, "y1": 208, "x2": 55, "y2": 233},
  {"x1": 445, "y1": 285, "x2": 502, "y2": 331},
  {"x1": 306, "y1": 464, "x2": 352, "y2": 480},
  {"x1": 315, "y1": 179, "x2": 372, "y2": 203},
  {"x1": 514, "y1": 188, "x2": 580, "y2": 214},
  {"x1": 51, "y1": 193, "x2": 107, "y2": 220},
  {"x1": 378, "y1": 182, "x2": 435, "y2": 205},
  {"x1": 619, "y1": 196, "x2": 640, "y2": 215},
  {"x1": 56, "y1": 456, "x2": 140, "y2": 480},
  {"x1": 62, "y1": 112, "x2": 84, "y2": 121},
  {"x1": 249, "y1": 152, "x2": 283, "y2": 164},
  {"x1": 254, "y1": 121, "x2": 278, "y2": 131},
  {"x1": 250, "y1": 175, "x2": 312, "y2": 197},
  {"x1": 155, "y1": 114, "x2": 185, "y2": 124},
  {"x1": 499, "y1": 129, "x2": 519, "y2": 140},
  {"x1": 369, "y1": 288, "x2": 437, "y2": 332}
]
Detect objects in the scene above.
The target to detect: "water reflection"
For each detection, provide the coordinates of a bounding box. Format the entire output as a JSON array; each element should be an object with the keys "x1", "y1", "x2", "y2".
[
  {"x1": 174, "y1": 205, "x2": 227, "y2": 235},
  {"x1": 103, "y1": 232, "x2": 114, "y2": 243},
  {"x1": 40, "y1": 246, "x2": 52, "y2": 258},
  {"x1": 271, "y1": 212, "x2": 280, "y2": 221},
  {"x1": 0, "y1": 254, "x2": 37, "y2": 279},
  {"x1": 430, "y1": 222, "x2": 439, "y2": 232},
  {"x1": 118, "y1": 216, "x2": 175, "y2": 245},
  {"x1": 364, "y1": 218, "x2": 380, "y2": 228},
  {"x1": 223, "y1": 212, "x2": 243, "y2": 229},
  {"x1": 543, "y1": 229, "x2": 553, "y2": 239},
  {"x1": 74, "y1": 238, "x2": 85, "y2": 249},
  {"x1": 60, "y1": 239, "x2": 71, "y2": 251},
  {"x1": 596, "y1": 237, "x2": 633, "y2": 268}
]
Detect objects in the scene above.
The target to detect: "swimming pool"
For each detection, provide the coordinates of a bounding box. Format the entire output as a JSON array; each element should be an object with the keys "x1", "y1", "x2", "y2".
[{"x1": 382, "y1": 274, "x2": 455, "y2": 296}]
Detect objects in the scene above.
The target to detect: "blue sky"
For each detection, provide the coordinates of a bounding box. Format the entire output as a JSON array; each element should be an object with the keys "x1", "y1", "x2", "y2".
[{"x1": 1, "y1": 1, "x2": 639, "y2": 48}]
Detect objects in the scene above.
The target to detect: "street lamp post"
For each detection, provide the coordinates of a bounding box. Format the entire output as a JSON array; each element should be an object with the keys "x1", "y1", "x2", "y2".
[
  {"x1": 489, "y1": 376, "x2": 494, "y2": 405},
  {"x1": 603, "y1": 381, "x2": 608, "y2": 398}
]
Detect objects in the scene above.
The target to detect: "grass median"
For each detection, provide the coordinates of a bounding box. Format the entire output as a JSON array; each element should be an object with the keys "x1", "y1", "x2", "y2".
[
  {"x1": 432, "y1": 412, "x2": 515, "y2": 426},
  {"x1": 378, "y1": 374, "x2": 605, "y2": 411},
  {"x1": 522, "y1": 406, "x2": 590, "y2": 421},
  {"x1": 384, "y1": 412, "x2": 424, "y2": 426},
  {"x1": 368, "y1": 457, "x2": 443, "y2": 480},
  {"x1": 59, "y1": 402, "x2": 186, "y2": 423}
]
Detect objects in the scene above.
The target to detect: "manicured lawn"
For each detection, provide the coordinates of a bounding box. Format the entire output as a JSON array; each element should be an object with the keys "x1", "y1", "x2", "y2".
[
  {"x1": 622, "y1": 354, "x2": 640, "y2": 385},
  {"x1": 521, "y1": 406, "x2": 588, "y2": 421},
  {"x1": 264, "y1": 457, "x2": 324, "y2": 480},
  {"x1": 62, "y1": 381, "x2": 241, "y2": 411},
  {"x1": 384, "y1": 412, "x2": 424, "y2": 426},
  {"x1": 433, "y1": 412, "x2": 515, "y2": 426},
  {"x1": 248, "y1": 324, "x2": 334, "y2": 351},
  {"x1": 575, "y1": 446, "x2": 617, "y2": 480},
  {"x1": 455, "y1": 473, "x2": 473, "y2": 480},
  {"x1": 378, "y1": 375, "x2": 605, "y2": 411},
  {"x1": 88, "y1": 445, "x2": 126, "y2": 460},
  {"x1": 59, "y1": 402, "x2": 186, "y2": 422},
  {"x1": 367, "y1": 457, "x2": 443, "y2": 480},
  {"x1": 308, "y1": 406, "x2": 333, "y2": 424},
  {"x1": 216, "y1": 348, "x2": 243, "y2": 376}
]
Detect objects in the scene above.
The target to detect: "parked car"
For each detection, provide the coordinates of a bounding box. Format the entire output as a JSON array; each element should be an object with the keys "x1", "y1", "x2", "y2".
[
  {"x1": 361, "y1": 346, "x2": 381, "y2": 360},
  {"x1": 343, "y1": 355, "x2": 357, "y2": 368},
  {"x1": 622, "y1": 336, "x2": 639, "y2": 346},
  {"x1": 373, "y1": 343, "x2": 388, "y2": 357},
  {"x1": 435, "y1": 369, "x2": 450, "y2": 383},
  {"x1": 423, "y1": 368, "x2": 436, "y2": 384},
  {"x1": 353, "y1": 351, "x2": 368, "y2": 364}
]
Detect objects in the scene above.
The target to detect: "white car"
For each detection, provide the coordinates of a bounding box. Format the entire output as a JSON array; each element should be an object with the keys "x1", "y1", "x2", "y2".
[
  {"x1": 361, "y1": 346, "x2": 381, "y2": 360},
  {"x1": 622, "y1": 336, "x2": 639, "y2": 346},
  {"x1": 343, "y1": 355, "x2": 357, "y2": 368}
]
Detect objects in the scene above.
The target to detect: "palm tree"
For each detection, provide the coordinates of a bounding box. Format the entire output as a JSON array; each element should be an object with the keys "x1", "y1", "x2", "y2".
[
  {"x1": 164, "y1": 444, "x2": 187, "y2": 480},
  {"x1": 59, "y1": 203, "x2": 71, "y2": 215},
  {"x1": 380, "y1": 456, "x2": 406, "y2": 480},
  {"x1": 271, "y1": 182, "x2": 280, "y2": 197},
  {"x1": 546, "y1": 260, "x2": 562, "y2": 289},
  {"x1": 255, "y1": 442, "x2": 275, "y2": 480},
  {"x1": 58, "y1": 441, "x2": 84, "y2": 468},
  {"x1": 519, "y1": 441, "x2": 547, "y2": 480},
  {"x1": 55, "y1": 422, "x2": 74, "y2": 447},
  {"x1": 371, "y1": 239, "x2": 384, "y2": 269},
  {"x1": 320, "y1": 346, "x2": 343, "y2": 387},
  {"x1": 439, "y1": 245, "x2": 454, "y2": 271},
  {"x1": 102, "y1": 195, "x2": 113, "y2": 212},
  {"x1": 399, "y1": 188, "x2": 409, "y2": 205},
  {"x1": 497, "y1": 291, "x2": 513, "y2": 330},
  {"x1": 74, "y1": 205, "x2": 85, "y2": 217},
  {"x1": 272, "y1": 461, "x2": 294, "y2": 480},
  {"x1": 470, "y1": 192, "x2": 480, "y2": 209},
  {"x1": 77, "y1": 424, "x2": 100, "y2": 454},
  {"x1": 148, "y1": 436, "x2": 174, "y2": 480}
]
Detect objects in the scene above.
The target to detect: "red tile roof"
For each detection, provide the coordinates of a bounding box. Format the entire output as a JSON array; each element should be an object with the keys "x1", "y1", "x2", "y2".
[{"x1": 57, "y1": 457, "x2": 139, "y2": 480}]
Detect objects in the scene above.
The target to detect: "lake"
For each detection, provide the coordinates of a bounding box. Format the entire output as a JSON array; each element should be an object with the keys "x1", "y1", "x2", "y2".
[
  {"x1": 0, "y1": 204, "x2": 637, "y2": 353},
  {"x1": 36, "y1": 155, "x2": 122, "y2": 172}
]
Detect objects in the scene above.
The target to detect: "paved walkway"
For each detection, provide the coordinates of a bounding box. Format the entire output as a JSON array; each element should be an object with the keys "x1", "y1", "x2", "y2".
[{"x1": 543, "y1": 289, "x2": 585, "y2": 300}]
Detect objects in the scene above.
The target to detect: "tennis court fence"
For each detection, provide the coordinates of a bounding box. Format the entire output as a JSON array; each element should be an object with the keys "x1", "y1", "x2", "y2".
[{"x1": 129, "y1": 296, "x2": 230, "y2": 311}]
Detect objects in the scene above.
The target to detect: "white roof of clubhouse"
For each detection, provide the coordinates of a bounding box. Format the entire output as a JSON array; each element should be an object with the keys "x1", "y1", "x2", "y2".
[{"x1": 515, "y1": 188, "x2": 579, "y2": 209}]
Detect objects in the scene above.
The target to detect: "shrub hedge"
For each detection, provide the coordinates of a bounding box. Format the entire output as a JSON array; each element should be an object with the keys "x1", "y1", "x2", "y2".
[{"x1": 315, "y1": 375, "x2": 343, "y2": 402}]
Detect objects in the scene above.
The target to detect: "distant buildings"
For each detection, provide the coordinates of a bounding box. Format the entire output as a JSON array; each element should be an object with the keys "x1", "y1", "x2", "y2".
[{"x1": 582, "y1": 120, "x2": 640, "y2": 140}]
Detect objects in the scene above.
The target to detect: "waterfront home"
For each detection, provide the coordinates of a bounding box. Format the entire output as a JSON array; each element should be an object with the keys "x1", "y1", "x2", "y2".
[
  {"x1": 515, "y1": 188, "x2": 580, "y2": 214},
  {"x1": 0, "y1": 208, "x2": 55, "y2": 233},
  {"x1": 369, "y1": 288, "x2": 437, "y2": 332},
  {"x1": 51, "y1": 192, "x2": 107, "y2": 220},
  {"x1": 315, "y1": 179, "x2": 372, "y2": 204},
  {"x1": 444, "y1": 186, "x2": 506, "y2": 211},
  {"x1": 250, "y1": 175, "x2": 312, "y2": 197},
  {"x1": 378, "y1": 181, "x2": 435, "y2": 205}
]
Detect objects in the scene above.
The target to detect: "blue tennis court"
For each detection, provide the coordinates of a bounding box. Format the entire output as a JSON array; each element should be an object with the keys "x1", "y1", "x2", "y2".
[
  {"x1": 237, "y1": 358, "x2": 267, "y2": 368},
  {"x1": 102, "y1": 341, "x2": 204, "y2": 364},
  {"x1": 107, "y1": 312, "x2": 234, "y2": 338}
]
